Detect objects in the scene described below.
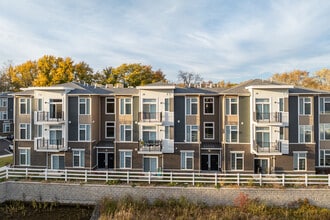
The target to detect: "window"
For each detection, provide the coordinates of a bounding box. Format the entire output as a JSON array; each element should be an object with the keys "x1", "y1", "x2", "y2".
[
  {"x1": 320, "y1": 124, "x2": 330, "y2": 140},
  {"x1": 231, "y1": 152, "x2": 243, "y2": 170},
  {"x1": 299, "y1": 97, "x2": 311, "y2": 115},
  {"x1": 73, "y1": 150, "x2": 85, "y2": 167},
  {"x1": 165, "y1": 98, "x2": 169, "y2": 111},
  {"x1": 186, "y1": 97, "x2": 198, "y2": 115},
  {"x1": 79, "y1": 124, "x2": 91, "y2": 141},
  {"x1": 3, "y1": 123, "x2": 10, "y2": 133},
  {"x1": 120, "y1": 124, "x2": 132, "y2": 141},
  {"x1": 106, "y1": 97, "x2": 115, "y2": 114},
  {"x1": 320, "y1": 150, "x2": 330, "y2": 166},
  {"x1": 119, "y1": 150, "x2": 132, "y2": 169},
  {"x1": 49, "y1": 125, "x2": 62, "y2": 146},
  {"x1": 20, "y1": 98, "x2": 30, "y2": 114},
  {"x1": 79, "y1": 98, "x2": 90, "y2": 115},
  {"x1": 256, "y1": 98, "x2": 270, "y2": 120},
  {"x1": 204, "y1": 122, "x2": 214, "y2": 139},
  {"x1": 256, "y1": 127, "x2": 270, "y2": 148},
  {"x1": 299, "y1": 125, "x2": 312, "y2": 143},
  {"x1": 0, "y1": 111, "x2": 7, "y2": 120},
  {"x1": 186, "y1": 125, "x2": 198, "y2": 142},
  {"x1": 36, "y1": 125, "x2": 43, "y2": 137},
  {"x1": 320, "y1": 97, "x2": 330, "y2": 114},
  {"x1": 181, "y1": 151, "x2": 194, "y2": 170},
  {"x1": 279, "y1": 127, "x2": 284, "y2": 140},
  {"x1": 19, "y1": 148, "x2": 30, "y2": 166},
  {"x1": 0, "y1": 98, "x2": 7, "y2": 107},
  {"x1": 105, "y1": 121, "x2": 115, "y2": 138},
  {"x1": 225, "y1": 125, "x2": 238, "y2": 143},
  {"x1": 20, "y1": 123, "x2": 30, "y2": 140},
  {"x1": 120, "y1": 98, "x2": 132, "y2": 115},
  {"x1": 142, "y1": 126, "x2": 156, "y2": 142},
  {"x1": 293, "y1": 152, "x2": 306, "y2": 171},
  {"x1": 279, "y1": 98, "x2": 284, "y2": 112},
  {"x1": 225, "y1": 98, "x2": 237, "y2": 115},
  {"x1": 37, "y1": 98, "x2": 43, "y2": 111},
  {"x1": 165, "y1": 126, "x2": 170, "y2": 139},
  {"x1": 143, "y1": 99, "x2": 157, "y2": 120},
  {"x1": 204, "y1": 97, "x2": 214, "y2": 114}
]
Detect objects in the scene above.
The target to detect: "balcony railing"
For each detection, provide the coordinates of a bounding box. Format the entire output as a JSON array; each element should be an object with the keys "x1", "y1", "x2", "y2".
[
  {"x1": 253, "y1": 141, "x2": 281, "y2": 153},
  {"x1": 35, "y1": 111, "x2": 64, "y2": 122},
  {"x1": 254, "y1": 112, "x2": 288, "y2": 123},
  {"x1": 139, "y1": 112, "x2": 162, "y2": 122},
  {"x1": 139, "y1": 140, "x2": 162, "y2": 153},
  {"x1": 35, "y1": 138, "x2": 65, "y2": 151}
]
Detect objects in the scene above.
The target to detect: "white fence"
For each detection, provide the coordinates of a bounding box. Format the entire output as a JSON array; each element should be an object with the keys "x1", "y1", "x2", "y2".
[{"x1": 0, "y1": 166, "x2": 330, "y2": 187}]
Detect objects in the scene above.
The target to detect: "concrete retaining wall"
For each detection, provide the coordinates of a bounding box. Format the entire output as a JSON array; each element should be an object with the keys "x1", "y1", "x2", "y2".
[{"x1": 0, "y1": 181, "x2": 329, "y2": 208}]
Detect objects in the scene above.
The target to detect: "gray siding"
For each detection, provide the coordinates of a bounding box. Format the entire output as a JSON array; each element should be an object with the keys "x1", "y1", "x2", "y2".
[
  {"x1": 68, "y1": 97, "x2": 78, "y2": 141},
  {"x1": 8, "y1": 97, "x2": 13, "y2": 120},
  {"x1": 174, "y1": 96, "x2": 185, "y2": 142},
  {"x1": 239, "y1": 96, "x2": 250, "y2": 143},
  {"x1": 314, "y1": 96, "x2": 319, "y2": 166},
  {"x1": 289, "y1": 96, "x2": 298, "y2": 143},
  {"x1": 133, "y1": 96, "x2": 139, "y2": 141}
]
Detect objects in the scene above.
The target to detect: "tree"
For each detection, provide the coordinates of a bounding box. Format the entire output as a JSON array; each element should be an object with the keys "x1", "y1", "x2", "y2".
[
  {"x1": 104, "y1": 63, "x2": 166, "y2": 87},
  {"x1": 0, "y1": 62, "x2": 14, "y2": 92},
  {"x1": 177, "y1": 71, "x2": 203, "y2": 86},
  {"x1": 271, "y1": 69, "x2": 309, "y2": 86},
  {"x1": 315, "y1": 68, "x2": 330, "y2": 90},
  {"x1": 74, "y1": 61, "x2": 94, "y2": 84}
]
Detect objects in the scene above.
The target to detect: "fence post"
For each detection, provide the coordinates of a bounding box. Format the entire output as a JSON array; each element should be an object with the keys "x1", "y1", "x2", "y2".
[
  {"x1": 192, "y1": 172, "x2": 195, "y2": 186},
  {"x1": 170, "y1": 171, "x2": 173, "y2": 184},
  {"x1": 85, "y1": 170, "x2": 88, "y2": 182},
  {"x1": 127, "y1": 171, "x2": 130, "y2": 184},
  {"x1": 45, "y1": 168, "x2": 48, "y2": 181},
  {"x1": 106, "y1": 171, "x2": 108, "y2": 182},
  {"x1": 149, "y1": 171, "x2": 151, "y2": 184},
  {"x1": 282, "y1": 173, "x2": 285, "y2": 186},
  {"x1": 65, "y1": 169, "x2": 67, "y2": 182},
  {"x1": 6, "y1": 166, "x2": 8, "y2": 179},
  {"x1": 259, "y1": 173, "x2": 262, "y2": 186},
  {"x1": 26, "y1": 168, "x2": 28, "y2": 178},
  {"x1": 215, "y1": 173, "x2": 218, "y2": 187},
  {"x1": 328, "y1": 174, "x2": 330, "y2": 187},
  {"x1": 305, "y1": 174, "x2": 308, "y2": 187},
  {"x1": 237, "y1": 173, "x2": 240, "y2": 186}
]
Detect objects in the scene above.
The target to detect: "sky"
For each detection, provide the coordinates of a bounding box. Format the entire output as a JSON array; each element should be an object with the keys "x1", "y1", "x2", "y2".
[{"x1": 1, "y1": 0, "x2": 330, "y2": 83}]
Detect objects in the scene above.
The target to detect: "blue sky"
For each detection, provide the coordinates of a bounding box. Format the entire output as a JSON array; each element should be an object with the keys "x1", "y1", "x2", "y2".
[{"x1": 1, "y1": 0, "x2": 330, "y2": 83}]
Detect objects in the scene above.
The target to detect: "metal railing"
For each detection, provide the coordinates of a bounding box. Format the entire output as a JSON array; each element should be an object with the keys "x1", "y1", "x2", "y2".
[
  {"x1": 35, "y1": 111, "x2": 64, "y2": 122},
  {"x1": 35, "y1": 138, "x2": 65, "y2": 151},
  {"x1": 138, "y1": 112, "x2": 162, "y2": 122},
  {"x1": 254, "y1": 112, "x2": 288, "y2": 123},
  {"x1": 253, "y1": 141, "x2": 281, "y2": 153},
  {"x1": 139, "y1": 140, "x2": 162, "y2": 152},
  {"x1": 1, "y1": 167, "x2": 329, "y2": 187}
]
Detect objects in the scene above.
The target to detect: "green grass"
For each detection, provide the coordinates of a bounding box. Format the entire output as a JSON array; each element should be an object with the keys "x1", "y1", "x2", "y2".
[{"x1": 0, "y1": 155, "x2": 13, "y2": 167}]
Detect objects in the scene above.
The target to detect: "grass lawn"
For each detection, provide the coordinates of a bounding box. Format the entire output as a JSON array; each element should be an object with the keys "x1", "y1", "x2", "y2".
[{"x1": 0, "y1": 155, "x2": 13, "y2": 167}]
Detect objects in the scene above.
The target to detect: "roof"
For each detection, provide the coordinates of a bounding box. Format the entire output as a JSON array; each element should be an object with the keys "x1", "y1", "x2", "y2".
[{"x1": 174, "y1": 87, "x2": 219, "y2": 95}]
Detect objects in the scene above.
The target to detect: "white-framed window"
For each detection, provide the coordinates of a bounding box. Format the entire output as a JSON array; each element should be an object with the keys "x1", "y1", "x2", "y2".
[
  {"x1": 106, "y1": 97, "x2": 115, "y2": 114},
  {"x1": 225, "y1": 98, "x2": 237, "y2": 115},
  {"x1": 0, "y1": 111, "x2": 7, "y2": 120},
  {"x1": 36, "y1": 125, "x2": 43, "y2": 137},
  {"x1": 320, "y1": 97, "x2": 330, "y2": 114},
  {"x1": 165, "y1": 126, "x2": 170, "y2": 139},
  {"x1": 105, "y1": 121, "x2": 115, "y2": 138},
  {"x1": 225, "y1": 125, "x2": 238, "y2": 143},
  {"x1": 279, "y1": 98, "x2": 284, "y2": 112},
  {"x1": 231, "y1": 151, "x2": 244, "y2": 170},
  {"x1": 293, "y1": 151, "x2": 307, "y2": 171},
  {"x1": 20, "y1": 98, "x2": 31, "y2": 114},
  {"x1": 204, "y1": 97, "x2": 214, "y2": 114},
  {"x1": 20, "y1": 123, "x2": 31, "y2": 140},
  {"x1": 120, "y1": 124, "x2": 132, "y2": 142},
  {"x1": 37, "y1": 98, "x2": 43, "y2": 111},
  {"x1": 19, "y1": 148, "x2": 30, "y2": 166},
  {"x1": 181, "y1": 151, "x2": 194, "y2": 170},
  {"x1": 142, "y1": 126, "x2": 156, "y2": 142},
  {"x1": 204, "y1": 122, "x2": 214, "y2": 139},
  {"x1": 186, "y1": 125, "x2": 198, "y2": 142},
  {"x1": 320, "y1": 124, "x2": 330, "y2": 140},
  {"x1": 73, "y1": 149, "x2": 85, "y2": 167},
  {"x1": 119, "y1": 150, "x2": 132, "y2": 169},
  {"x1": 0, "y1": 98, "x2": 7, "y2": 107},
  {"x1": 186, "y1": 97, "x2": 198, "y2": 115},
  {"x1": 142, "y1": 99, "x2": 157, "y2": 120},
  {"x1": 256, "y1": 127, "x2": 270, "y2": 148},
  {"x1": 299, "y1": 97, "x2": 311, "y2": 115},
  {"x1": 120, "y1": 98, "x2": 132, "y2": 115},
  {"x1": 79, "y1": 124, "x2": 91, "y2": 141},
  {"x1": 320, "y1": 150, "x2": 330, "y2": 166},
  {"x1": 3, "y1": 123, "x2": 10, "y2": 133},
  {"x1": 299, "y1": 125, "x2": 312, "y2": 143},
  {"x1": 256, "y1": 98, "x2": 270, "y2": 120},
  {"x1": 165, "y1": 98, "x2": 170, "y2": 112},
  {"x1": 79, "y1": 98, "x2": 91, "y2": 115}
]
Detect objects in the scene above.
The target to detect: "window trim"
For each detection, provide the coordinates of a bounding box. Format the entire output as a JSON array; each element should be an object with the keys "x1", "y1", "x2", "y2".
[
  {"x1": 225, "y1": 125, "x2": 238, "y2": 143},
  {"x1": 299, "y1": 97, "x2": 311, "y2": 115},
  {"x1": 120, "y1": 98, "x2": 132, "y2": 115},
  {"x1": 19, "y1": 148, "x2": 31, "y2": 166},
  {"x1": 204, "y1": 122, "x2": 214, "y2": 140},
  {"x1": 293, "y1": 151, "x2": 307, "y2": 171},
  {"x1": 186, "y1": 97, "x2": 198, "y2": 115},
  {"x1": 0, "y1": 98, "x2": 7, "y2": 107},
  {"x1": 230, "y1": 151, "x2": 244, "y2": 171},
  {"x1": 299, "y1": 125, "x2": 312, "y2": 143},
  {"x1": 19, "y1": 123, "x2": 31, "y2": 140},
  {"x1": 105, "y1": 121, "x2": 115, "y2": 139},
  {"x1": 320, "y1": 97, "x2": 330, "y2": 114},
  {"x1": 3, "y1": 123, "x2": 10, "y2": 133},
  {"x1": 79, "y1": 97, "x2": 91, "y2": 115},
  {"x1": 120, "y1": 124, "x2": 132, "y2": 142},
  {"x1": 119, "y1": 150, "x2": 132, "y2": 169},
  {"x1": 105, "y1": 97, "x2": 115, "y2": 114},
  {"x1": 180, "y1": 150, "x2": 194, "y2": 170},
  {"x1": 320, "y1": 123, "x2": 330, "y2": 140},
  {"x1": 73, "y1": 149, "x2": 85, "y2": 168},
  {"x1": 19, "y1": 98, "x2": 31, "y2": 115},
  {"x1": 185, "y1": 125, "x2": 199, "y2": 143},
  {"x1": 320, "y1": 150, "x2": 330, "y2": 167},
  {"x1": 225, "y1": 98, "x2": 238, "y2": 115},
  {"x1": 203, "y1": 97, "x2": 214, "y2": 115},
  {"x1": 79, "y1": 124, "x2": 91, "y2": 141}
]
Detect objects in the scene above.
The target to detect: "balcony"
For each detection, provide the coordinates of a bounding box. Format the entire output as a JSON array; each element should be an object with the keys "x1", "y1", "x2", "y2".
[
  {"x1": 254, "y1": 112, "x2": 288, "y2": 123},
  {"x1": 139, "y1": 112, "x2": 162, "y2": 122},
  {"x1": 253, "y1": 141, "x2": 281, "y2": 154},
  {"x1": 138, "y1": 140, "x2": 162, "y2": 154},
  {"x1": 34, "y1": 138, "x2": 65, "y2": 152},
  {"x1": 34, "y1": 111, "x2": 64, "y2": 123}
]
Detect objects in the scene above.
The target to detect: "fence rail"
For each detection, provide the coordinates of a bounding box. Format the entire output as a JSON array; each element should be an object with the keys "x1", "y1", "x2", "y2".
[{"x1": 0, "y1": 167, "x2": 329, "y2": 187}]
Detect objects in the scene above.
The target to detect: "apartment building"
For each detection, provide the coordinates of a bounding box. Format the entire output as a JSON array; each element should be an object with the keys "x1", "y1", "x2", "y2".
[
  {"x1": 0, "y1": 92, "x2": 13, "y2": 138},
  {"x1": 12, "y1": 80, "x2": 330, "y2": 174}
]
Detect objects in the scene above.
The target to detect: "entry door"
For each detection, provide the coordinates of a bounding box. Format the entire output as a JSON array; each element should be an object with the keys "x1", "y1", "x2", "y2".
[
  {"x1": 52, "y1": 155, "x2": 65, "y2": 170},
  {"x1": 201, "y1": 154, "x2": 219, "y2": 171},
  {"x1": 108, "y1": 153, "x2": 114, "y2": 169},
  {"x1": 201, "y1": 155, "x2": 209, "y2": 170},
  {"x1": 144, "y1": 157, "x2": 158, "y2": 172},
  {"x1": 210, "y1": 155, "x2": 219, "y2": 170},
  {"x1": 254, "y1": 159, "x2": 268, "y2": 174},
  {"x1": 98, "y1": 153, "x2": 106, "y2": 169}
]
